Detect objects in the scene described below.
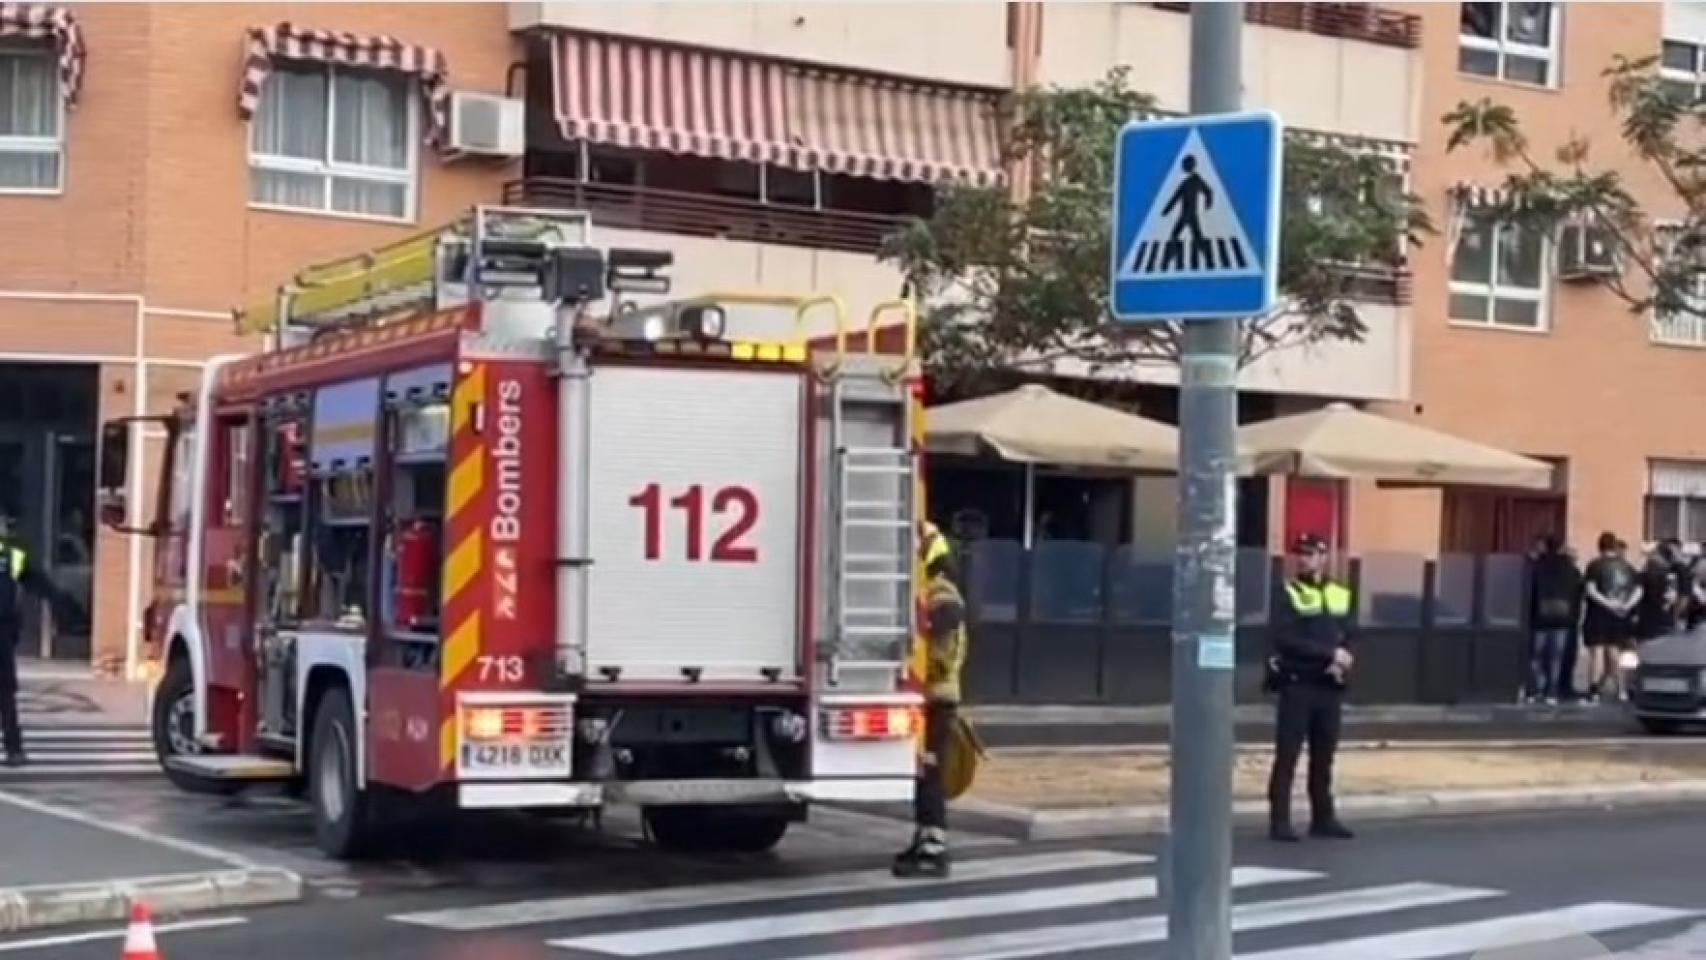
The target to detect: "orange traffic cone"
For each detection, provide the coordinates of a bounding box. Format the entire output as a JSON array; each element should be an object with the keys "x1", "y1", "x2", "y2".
[{"x1": 121, "y1": 901, "x2": 160, "y2": 960}]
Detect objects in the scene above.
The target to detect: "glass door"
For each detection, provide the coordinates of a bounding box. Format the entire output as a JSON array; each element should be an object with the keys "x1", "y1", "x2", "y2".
[{"x1": 41, "y1": 432, "x2": 94, "y2": 659}]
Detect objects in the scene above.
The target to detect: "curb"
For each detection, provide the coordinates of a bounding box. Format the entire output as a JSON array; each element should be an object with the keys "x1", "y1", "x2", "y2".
[
  {"x1": 956, "y1": 779, "x2": 1706, "y2": 842},
  {"x1": 0, "y1": 867, "x2": 302, "y2": 933}
]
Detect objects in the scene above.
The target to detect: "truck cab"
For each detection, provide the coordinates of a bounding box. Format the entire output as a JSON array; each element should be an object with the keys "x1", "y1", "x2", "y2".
[{"x1": 98, "y1": 206, "x2": 926, "y2": 858}]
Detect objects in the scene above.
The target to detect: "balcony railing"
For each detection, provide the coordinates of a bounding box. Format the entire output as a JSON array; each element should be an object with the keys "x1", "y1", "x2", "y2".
[
  {"x1": 1149, "y1": 2, "x2": 1421, "y2": 50},
  {"x1": 503, "y1": 178, "x2": 909, "y2": 257},
  {"x1": 1337, "y1": 262, "x2": 1415, "y2": 306}
]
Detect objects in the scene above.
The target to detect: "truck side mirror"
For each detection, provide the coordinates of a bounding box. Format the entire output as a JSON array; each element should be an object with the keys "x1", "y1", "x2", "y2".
[
  {"x1": 97, "y1": 421, "x2": 130, "y2": 531},
  {"x1": 98, "y1": 416, "x2": 174, "y2": 536},
  {"x1": 98, "y1": 489, "x2": 128, "y2": 530}
]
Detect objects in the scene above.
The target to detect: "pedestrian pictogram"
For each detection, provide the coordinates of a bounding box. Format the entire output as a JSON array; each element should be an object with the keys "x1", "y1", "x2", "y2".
[
  {"x1": 1108, "y1": 110, "x2": 1284, "y2": 322},
  {"x1": 1119, "y1": 131, "x2": 1260, "y2": 279}
]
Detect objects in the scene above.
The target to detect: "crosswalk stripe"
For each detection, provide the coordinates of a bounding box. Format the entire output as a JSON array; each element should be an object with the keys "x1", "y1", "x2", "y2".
[
  {"x1": 1237, "y1": 902, "x2": 1697, "y2": 960},
  {"x1": 391, "y1": 850, "x2": 1148, "y2": 932},
  {"x1": 549, "y1": 866, "x2": 1319, "y2": 956},
  {"x1": 21, "y1": 733, "x2": 150, "y2": 746},
  {"x1": 7, "y1": 751, "x2": 155, "y2": 762},
  {"x1": 0, "y1": 764, "x2": 158, "y2": 776},
  {"x1": 784, "y1": 882, "x2": 1503, "y2": 960}
]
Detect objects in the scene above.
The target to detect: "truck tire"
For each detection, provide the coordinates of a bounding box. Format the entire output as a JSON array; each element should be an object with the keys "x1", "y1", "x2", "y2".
[
  {"x1": 309, "y1": 687, "x2": 376, "y2": 859},
  {"x1": 644, "y1": 804, "x2": 792, "y2": 854},
  {"x1": 151, "y1": 657, "x2": 238, "y2": 796}
]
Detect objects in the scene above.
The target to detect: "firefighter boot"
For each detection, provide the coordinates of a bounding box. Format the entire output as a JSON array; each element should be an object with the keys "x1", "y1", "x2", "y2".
[{"x1": 893, "y1": 828, "x2": 950, "y2": 879}]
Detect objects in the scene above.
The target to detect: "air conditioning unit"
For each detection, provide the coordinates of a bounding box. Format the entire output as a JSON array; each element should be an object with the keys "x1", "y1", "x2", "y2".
[
  {"x1": 448, "y1": 91, "x2": 524, "y2": 159},
  {"x1": 1557, "y1": 222, "x2": 1620, "y2": 281}
]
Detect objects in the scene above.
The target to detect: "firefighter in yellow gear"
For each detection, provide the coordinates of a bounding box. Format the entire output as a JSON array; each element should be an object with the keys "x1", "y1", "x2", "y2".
[{"x1": 893, "y1": 520, "x2": 967, "y2": 880}]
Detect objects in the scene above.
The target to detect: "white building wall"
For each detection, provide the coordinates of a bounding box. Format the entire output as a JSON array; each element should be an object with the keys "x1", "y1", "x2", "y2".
[{"x1": 511, "y1": 1, "x2": 1011, "y2": 87}]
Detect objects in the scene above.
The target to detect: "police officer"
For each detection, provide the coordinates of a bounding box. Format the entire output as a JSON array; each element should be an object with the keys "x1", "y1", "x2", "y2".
[
  {"x1": 893, "y1": 521, "x2": 967, "y2": 880},
  {"x1": 1266, "y1": 533, "x2": 1355, "y2": 843},
  {"x1": 0, "y1": 515, "x2": 66, "y2": 769}
]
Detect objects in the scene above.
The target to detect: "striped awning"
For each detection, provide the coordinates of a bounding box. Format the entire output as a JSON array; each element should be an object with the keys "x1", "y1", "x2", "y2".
[
  {"x1": 551, "y1": 31, "x2": 788, "y2": 163},
  {"x1": 785, "y1": 68, "x2": 1004, "y2": 187},
  {"x1": 0, "y1": 3, "x2": 84, "y2": 106},
  {"x1": 547, "y1": 31, "x2": 1005, "y2": 187},
  {"x1": 238, "y1": 22, "x2": 452, "y2": 148}
]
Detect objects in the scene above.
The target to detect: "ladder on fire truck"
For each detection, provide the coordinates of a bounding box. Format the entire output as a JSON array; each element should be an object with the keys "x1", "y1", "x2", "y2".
[
  {"x1": 237, "y1": 205, "x2": 925, "y2": 690},
  {"x1": 826, "y1": 304, "x2": 921, "y2": 690}
]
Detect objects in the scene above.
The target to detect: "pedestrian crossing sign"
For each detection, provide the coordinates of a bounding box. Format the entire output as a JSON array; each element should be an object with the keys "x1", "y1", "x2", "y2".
[{"x1": 1109, "y1": 110, "x2": 1284, "y2": 322}]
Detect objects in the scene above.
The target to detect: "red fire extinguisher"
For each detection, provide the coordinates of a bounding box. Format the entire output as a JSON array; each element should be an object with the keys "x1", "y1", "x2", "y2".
[{"x1": 393, "y1": 519, "x2": 439, "y2": 628}]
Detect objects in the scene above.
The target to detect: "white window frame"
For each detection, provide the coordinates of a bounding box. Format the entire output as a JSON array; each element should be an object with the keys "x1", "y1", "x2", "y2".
[
  {"x1": 1650, "y1": 221, "x2": 1706, "y2": 347},
  {"x1": 248, "y1": 62, "x2": 419, "y2": 225},
  {"x1": 0, "y1": 46, "x2": 66, "y2": 196},
  {"x1": 1448, "y1": 209, "x2": 1551, "y2": 333},
  {"x1": 1662, "y1": 38, "x2": 1704, "y2": 104},
  {"x1": 1459, "y1": 2, "x2": 1562, "y2": 88},
  {"x1": 1646, "y1": 460, "x2": 1706, "y2": 544}
]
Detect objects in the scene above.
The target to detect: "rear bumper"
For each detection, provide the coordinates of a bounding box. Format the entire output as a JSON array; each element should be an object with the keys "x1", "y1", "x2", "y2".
[{"x1": 457, "y1": 776, "x2": 913, "y2": 810}]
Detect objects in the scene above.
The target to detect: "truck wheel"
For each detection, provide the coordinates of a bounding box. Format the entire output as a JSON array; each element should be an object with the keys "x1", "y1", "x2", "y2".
[
  {"x1": 644, "y1": 805, "x2": 792, "y2": 854},
  {"x1": 309, "y1": 687, "x2": 376, "y2": 859},
  {"x1": 151, "y1": 657, "x2": 238, "y2": 796},
  {"x1": 1640, "y1": 716, "x2": 1684, "y2": 736}
]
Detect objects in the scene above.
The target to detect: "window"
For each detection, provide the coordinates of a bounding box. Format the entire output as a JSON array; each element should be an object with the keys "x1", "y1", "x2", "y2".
[
  {"x1": 1459, "y1": 2, "x2": 1560, "y2": 86},
  {"x1": 1663, "y1": 40, "x2": 1705, "y2": 104},
  {"x1": 249, "y1": 62, "x2": 416, "y2": 220},
  {"x1": 0, "y1": 48, "x2": 63, "y2": 191},
  {"x1": 1647, "y1": 461, "x2": 1706, "y2": 544},
  {"x1": 1449, "y1": 210, "x2": 1549, "y2": 330},
  {"x1": 1650, "y1": 224, "x2": 1706, "y2": 346}
]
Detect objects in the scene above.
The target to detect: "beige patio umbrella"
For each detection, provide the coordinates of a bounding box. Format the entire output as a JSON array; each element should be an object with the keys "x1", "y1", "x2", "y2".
[
  {"x1": 1238, "y1": 402, "x2": 1554, "y2": 490},
  {"x1": 926, "y1": 384, "x2": 1179, "y2": 546}
]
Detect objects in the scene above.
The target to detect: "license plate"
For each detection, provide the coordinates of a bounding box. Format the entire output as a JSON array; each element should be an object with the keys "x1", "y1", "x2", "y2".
[
  {"x1": 1643, "y1": 676, "x2": 1692, "y2": 694},
  {"x1": 462, "y1": 740, "x2": 569, "y2": 774}
]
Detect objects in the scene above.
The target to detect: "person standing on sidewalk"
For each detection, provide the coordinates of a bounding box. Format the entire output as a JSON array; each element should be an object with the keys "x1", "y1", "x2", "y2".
[
  {"x1": 893, "y1": 521, "x2": 968, "y2": 880},
  {"x1": 0, "y1": 515, "x2": 70, "y2": 768},
  {"x1": 1527, "y1": 535, "x2": 1580, "y2": 705},
  {"x1": 1582, "y1": 532, "x2": 1640, "y2": 703},
  {"x1": 1266, "y1": 533, "x2": 1355, "y2": 844}
]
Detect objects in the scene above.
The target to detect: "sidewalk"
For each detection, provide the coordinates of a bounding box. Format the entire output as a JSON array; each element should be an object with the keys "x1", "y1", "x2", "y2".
[
  {"x1": 0, "y1": 789, "x2": 299, "y2": 932},
  {"x1": 966, "y1": 700, "x2": 1638, "y2": 748},
  {"x1": 16, "y1": 658, "x2": 147, "y2": 729},
  {"x1": 956, "y1": 740, "x2": 1706, "y2": 841}
]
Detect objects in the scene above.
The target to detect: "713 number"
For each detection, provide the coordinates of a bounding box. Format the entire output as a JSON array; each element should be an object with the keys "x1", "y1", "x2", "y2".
[{"x1": 629, "y1": 484, "x2": 759, "y2": 563}]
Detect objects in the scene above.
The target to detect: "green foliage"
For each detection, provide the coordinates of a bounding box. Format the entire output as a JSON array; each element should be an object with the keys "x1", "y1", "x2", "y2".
[
  {"x1": 1443, "y1": 54, "x2": 1706, "y2": 321},
  {"x1": 882, "y1": 69, "x2": 1433, "y2": 387}
]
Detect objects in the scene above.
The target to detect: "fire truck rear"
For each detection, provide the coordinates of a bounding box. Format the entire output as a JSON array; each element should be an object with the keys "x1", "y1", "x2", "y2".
[{"x1": 96, "y1": 206, "x2": 924, "y2": 858}]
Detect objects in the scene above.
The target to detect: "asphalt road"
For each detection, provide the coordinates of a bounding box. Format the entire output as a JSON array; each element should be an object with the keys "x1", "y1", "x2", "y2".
[{"x1": 5, "y1": 775, "x2": 1706, "y2": 960}]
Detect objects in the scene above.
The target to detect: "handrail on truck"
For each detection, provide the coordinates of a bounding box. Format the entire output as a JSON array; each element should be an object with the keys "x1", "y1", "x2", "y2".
[
  {"x1": 684, "y1": 291, "x2": 850, "y2": 376},
  {"x1": 864, "y1": 299, "x2": 919, "y2": 381}
]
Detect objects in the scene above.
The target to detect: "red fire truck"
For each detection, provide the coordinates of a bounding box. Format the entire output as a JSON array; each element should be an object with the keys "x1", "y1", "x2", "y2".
[{"x1": 96, "y1": 206, "x2": 925, "y2": 859}]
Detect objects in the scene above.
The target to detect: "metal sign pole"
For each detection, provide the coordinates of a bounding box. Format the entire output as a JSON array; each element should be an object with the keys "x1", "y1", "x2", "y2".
[{"x1": 1168, "y1": 3, "x2": 1244, "y2": 959}]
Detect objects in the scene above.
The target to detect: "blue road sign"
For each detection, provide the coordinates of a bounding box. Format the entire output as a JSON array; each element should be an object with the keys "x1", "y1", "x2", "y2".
[{"x1": 1109, "y1": 110, "x2": 1284, "y2": 322}]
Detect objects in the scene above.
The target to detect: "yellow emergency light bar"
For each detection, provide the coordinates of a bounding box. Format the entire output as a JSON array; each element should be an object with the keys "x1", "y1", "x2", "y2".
[{"x1": 614, "y1": 338, "x2": 808, "y2": 363}]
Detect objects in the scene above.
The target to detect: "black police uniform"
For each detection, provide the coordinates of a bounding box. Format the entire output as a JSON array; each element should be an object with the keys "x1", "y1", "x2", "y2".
[
  {"x1": 1266, "y1": 552, "x2": 1355, "y2": 842},
  {"x1": 0, "y1": 541, "x2": 62, "y2": 766}
]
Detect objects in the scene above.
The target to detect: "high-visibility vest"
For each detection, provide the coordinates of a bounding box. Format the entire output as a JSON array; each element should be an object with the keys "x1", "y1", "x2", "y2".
[
  {"x1": 1284, "y1": 578, "x2": 1352, "y2": 617},
  {"x1": 0, "y1": 546, "x2": 27, "y2": 619}
]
